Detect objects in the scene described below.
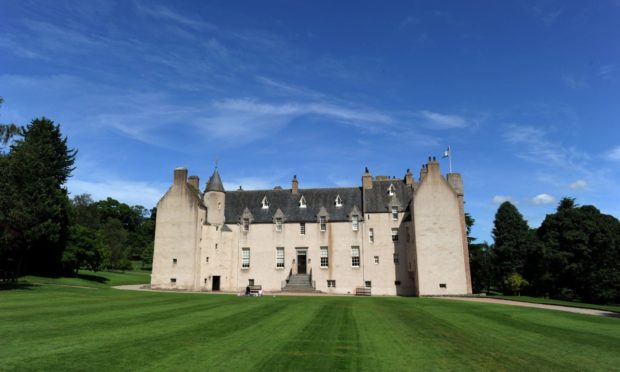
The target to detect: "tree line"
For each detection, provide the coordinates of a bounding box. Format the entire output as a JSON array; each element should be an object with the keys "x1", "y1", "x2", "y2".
[
  {"x1": 1, "y1": 103, "x2": 154, "y2": 279},
  {"x1": 468, "y1": 199, "x2": 620, "y2": 304}
]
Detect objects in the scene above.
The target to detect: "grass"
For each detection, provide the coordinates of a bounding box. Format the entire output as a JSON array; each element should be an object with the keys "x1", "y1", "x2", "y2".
[
  {"x1": 1, "y1": 275, "x2": 619, "y2": 371},
  {"x1": 491, "y1": 295, "x2": 620, "y2": 314},
  {"x1": 18, "y1": 269, "x2": 151, "y2": 289}
]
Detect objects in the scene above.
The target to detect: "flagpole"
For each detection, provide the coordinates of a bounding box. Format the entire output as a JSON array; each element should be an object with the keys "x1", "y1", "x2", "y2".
[{"x1": 449, "y1": 145, "x2": 452, "y2": 173}]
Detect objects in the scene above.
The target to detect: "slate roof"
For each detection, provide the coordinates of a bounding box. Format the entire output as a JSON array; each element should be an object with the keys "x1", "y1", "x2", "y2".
[
  {"x1": 363, "y1": 179, "x2": 413, "y2": 214},
  {"x1": 224, "y1": 187, "x2": 362, "y2": 224}
]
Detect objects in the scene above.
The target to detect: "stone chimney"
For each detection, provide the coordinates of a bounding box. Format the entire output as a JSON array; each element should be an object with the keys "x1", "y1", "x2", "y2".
[
  {"x1": 419, "y1": 163, "x2": 428, "y2": 182},
  {"x1": 404, "y1": 168, "x2": 413, "y2": 186},
  {"x1": 188, "y1": 175, "x2": 200, "y2": 190},
  {"x1": 174, "y1": 167, "x2": 188, "y2": 187},
  {"x1": 427, "y1": 156, "x2": 440, "y2": 174},
  {"x1": 362, "y1": 167, "x2": 373, "y2": 189},
  {"x1": 291, "y1": 175, "x2": 299, "y2": 195}
]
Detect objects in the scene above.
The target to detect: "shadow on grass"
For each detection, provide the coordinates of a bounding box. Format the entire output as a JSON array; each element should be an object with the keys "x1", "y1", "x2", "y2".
[
  {"x1": 0, "y1": 282, "x2": 40, "y2": 291},
  {"x1": 76, "y1": 273, "x2": 109, "y2": 284}
]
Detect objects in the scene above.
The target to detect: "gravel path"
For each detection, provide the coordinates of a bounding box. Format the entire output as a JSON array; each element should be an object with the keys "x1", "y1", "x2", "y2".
[{"x1": 439, "y1": 296, "x2": 620, "y2": 318}]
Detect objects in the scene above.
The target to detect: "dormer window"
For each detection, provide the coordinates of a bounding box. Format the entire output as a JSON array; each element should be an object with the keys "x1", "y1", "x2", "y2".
[
  {"x1": 261, "y1": 196, "x2": 269, "y2": 209},
  {"x1": 388, "y1": 184, "x2": 396, "y2": 196},
  {"x1": 299, "y1": 195, "x2": 307, "y2": 208},
  {"x1": 335, "y1": 195, "x2": 343, "y2": 207}
]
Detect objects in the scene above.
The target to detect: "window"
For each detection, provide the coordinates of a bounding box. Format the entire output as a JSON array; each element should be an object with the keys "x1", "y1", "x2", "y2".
[
  {"x1": 206, "y1": 257, "x2": 209, "y2": 263},
  {"x1": 393, "y1": 253, "x2": 399, "y2": 264},
  {"x1": 172, "y1": 258, "x2": 177, "y2": 264},
  {"x1": 300, "y1": 223, "x2": 306, "y2": 235},
  {"x1": 299, "y1": 195, "x2": 307, "y2": 208},
  {"x1": 327, "y1": 280, "x2": 336, "y2": 288},
  {"x1": 369, "y1": 228, "x2": 374, "y2": 243},
  {"x1": 395, "y1": 281, "x2": 401, "y2": 286},
  {"x1": 352, "y1": 215, "x2": 359, "y2": 231},
  {"x1": 170, "y1": 278, "x2": 176, "y2": 283},
  {"x1": 391, "y1": 206, "x2": 398, "y2": 220},
  {"x1": 204, "y1": 278, "x2": 208, "y2": 284},
  {"x1": 391, "y1": 228, "x2": 399, "y2": 242},
  {"x1": 365, "y1": 281, "x2": 372, "y2": 288},
  {"x1": 248, "y1": 279, "x2": 255, "y2": 286},
  {"x1": 242, "y1": 248, "x2": 250, "y2": 269},
  {"x1": 261, "y1": 196, "x2": 269, "y2": 209},
  {"x1": 320, "y1": 216, "x2": 326, "y2": 232},
  {"x1": 335, "y1": 195, "x2": 343, "y2": 207},
  {"x1": 320, "y1": 246, "x2": 328, "y2": 268},
  {"x1": 351, "y1": 246, "x2": 360, "y2": 267},
  {"x1": 439, "y1": 283, "x2": 447, "y2": 289},
  {"x1": 388, "y1": 184, "x2": 395, "y2": 196},
  {"x1": 243, "y1": 218, "x2": 249, "y2": 231},
  {"x1": 276, "y1": 247, "x2": 285, "y2": 268},
  {"x1": 275, "y1": 217, "x2": 282, "y2": 232},
  {"x1": 374, "y1": 256, "x2": 379, "y2": 264}
]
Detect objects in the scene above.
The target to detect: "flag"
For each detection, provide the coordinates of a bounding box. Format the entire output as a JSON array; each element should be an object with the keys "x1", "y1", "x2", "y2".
[{"x1": 442, "y1": 146, "x2": 450, "y2": 158}]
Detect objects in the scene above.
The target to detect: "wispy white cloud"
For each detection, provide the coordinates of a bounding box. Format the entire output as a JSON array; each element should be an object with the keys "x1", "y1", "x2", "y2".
[
  {"x1": 420, "y1": 110, "x2": 468, "y2": 129},
  {"x1": 529, "y1": 193, "x2": 556, "y2": 205},
  {"x1": 599, "y1": 64, "x2": 616, "y2": 81},
  {"x1": 68, "y1": 178, "x2": 167, "y2": 208},
  {"x1": 561, "y1": 74, "x2": 586, "y2": 89},
  {"x1": 503, "y1": 124, "x2": 589, "y2": 170},
  {"x1": 492, "y1": 195, "x2": 514, "y2": 205},
  {"x1": 133, "y1": 2, "x2": 217, "y2": 31},
  {"x1": 606, "y1": 146, "x2": 620, "y2": 161},
  {"x1": 569, "y1": 179, "x2": 587, "y2": 190},
  {"x1": 533, "y1": 6, "x2": 563, "y2": 27}
]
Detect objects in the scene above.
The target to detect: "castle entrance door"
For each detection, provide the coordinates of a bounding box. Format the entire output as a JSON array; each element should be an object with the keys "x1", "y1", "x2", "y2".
[
  {"x1": 212, "y1": 276, "x2": 220, "y2": 291},
  {"x1": 297, "y1": 251, "x2": 307, "y2": 274}
]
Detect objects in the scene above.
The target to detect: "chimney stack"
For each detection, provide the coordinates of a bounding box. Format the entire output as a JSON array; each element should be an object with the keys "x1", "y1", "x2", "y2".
[
  {"x1": 405, "y1": 168, "x2": 413, "y2": 186},
  {"x1": 291, "y1": 175, "x2": 299, "y2": 194},
  {"x1": 188, "y1": 175, "x2": 200, "y2": 190},
  {"x1": 174, "y1": 167, "x2": 188, "y2": 187},
  {"x1": 362, "y1": 167, "x2": 373, "y2": 189}
]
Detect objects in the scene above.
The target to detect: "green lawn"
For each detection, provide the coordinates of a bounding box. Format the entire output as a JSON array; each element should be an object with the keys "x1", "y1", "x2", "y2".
[
  {"x1": 19, "y1": 269, "x2": 151, "y2": 288},
  {"x1": 491, "y1": 295, "x2": 620, "y2": 314},
  {"x1": 1, "y1": 279, "x2": 619, "y2": 371}
]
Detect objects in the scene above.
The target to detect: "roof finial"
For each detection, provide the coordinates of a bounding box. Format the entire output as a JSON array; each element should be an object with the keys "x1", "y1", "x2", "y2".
[
  {"x1": 365, "y1": 166, "x2": 369, "y2": 173},
  {"x1": 214, "y1": 157, "x2": 219, "y2": 170}
]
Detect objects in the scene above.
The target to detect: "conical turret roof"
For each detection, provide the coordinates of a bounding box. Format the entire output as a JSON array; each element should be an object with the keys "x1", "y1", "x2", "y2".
[{"x1": 205, "y1": 168, "x2": 225, "y2": 192}]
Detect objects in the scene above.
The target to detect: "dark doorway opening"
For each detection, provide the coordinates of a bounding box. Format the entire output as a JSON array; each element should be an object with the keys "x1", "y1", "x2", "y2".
[
  {"x1": 212, "y1": 276, "x2": 220, "y2": 291},
  {"x1": 297, "y1": 253, "x2": 307, "y2": 274}
]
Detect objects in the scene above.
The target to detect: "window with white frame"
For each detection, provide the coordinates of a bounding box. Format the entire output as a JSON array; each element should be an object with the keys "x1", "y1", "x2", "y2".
[
  {"x1": 242, "y1": 218, "x2": 250, "y2": 231},
  {"x1": 388, "y1": 184, "x2": 395, "y2": 196},
  {"x1": 393, "y1": 253, "x2": 399, "y2": 264},
  {"x1": 320, "y1": 216, "x2": 326, "y2": 232},
  {"x1": 261, "y1": 196, "x2": 269, "y2": 209},
  {"x1": 276, "y1": 247, "x2": 284, "y2": 268},
  {"x1": 241, "y1": 248, "x2": 250, "y2": 269},
  {"x1": 391, "y1": 228, "x2": 399, "y2": 242},
  {"x1": 300, "y1": 222, "x2": 306, "y2": 235},
  {"x1": 299, "y1": 195, "x2": 307, "y2": 208},
  {"x1": 335, "y1": 195, "x2": 343, "y2": 207},
  {"x1": 369, "y1": 228, "x2": 374, "y2": 243},
  {"x1": 327, "y1": 280, "x2": 336, "y2": 288},
  {"x1": 391, "y1": 206, "x2": 398, "y2": 220},
  {"x1": 320, "y1": 246, "x2": 328, "y2": 268},
  {"x1": 374, "y1": 256, "x2": 379, "y2": 264},
  {"x1": 351, "y1": 246, "x2": 360, "y2": 267},
  {"x1": 275, "y1": 217, "x2": 282, "y2": 232},
  {"x1": 352, "y1": 215, "x2": 359, "y2": 231}
]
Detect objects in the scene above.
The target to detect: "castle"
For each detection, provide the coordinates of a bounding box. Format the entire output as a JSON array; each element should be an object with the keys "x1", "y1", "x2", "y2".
[{"x1": 151, "y1": 157, "x2": 472, "y2": 296}]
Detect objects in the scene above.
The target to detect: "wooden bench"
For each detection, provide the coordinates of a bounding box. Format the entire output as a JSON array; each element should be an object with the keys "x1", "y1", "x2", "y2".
[
  {"x1": 248, "y1": 285, "x2": 262, "y2": 296},
  {"x1": 355, "y1": 287, "x2": 371, "y2": 296}
]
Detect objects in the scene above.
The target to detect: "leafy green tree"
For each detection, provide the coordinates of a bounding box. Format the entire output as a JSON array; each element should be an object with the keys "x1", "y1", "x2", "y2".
[
  {"x1": 504, "y1": 273, "x2": 529, "y2": 296},
  {"x1": 469, "y1": 242, "x2": 493, "y2": 293},
  {"x1": 62, "y1": 225, "x2": 105, "y2": 275},
  {"x1": 0, "y1": 117, "x2": 76, "y2": 277},
  {"x1": 492, "y1": 202, "x2": 536, "y2": 292},
  {"x1": 538, "y1": 198, "x2": 620, "y2": 303}
]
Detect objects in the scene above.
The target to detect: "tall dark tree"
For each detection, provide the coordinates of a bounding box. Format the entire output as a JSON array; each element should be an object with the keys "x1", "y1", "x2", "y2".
[
  {"x1": 538, "y1": 198, "x2": 620, "y2": 303},
  {"x1": 492, "y1": 202, "x2": 535, "y2": 291},
  {"x1": 0, "y1": 117, "x2": 76, "y2": 277}
]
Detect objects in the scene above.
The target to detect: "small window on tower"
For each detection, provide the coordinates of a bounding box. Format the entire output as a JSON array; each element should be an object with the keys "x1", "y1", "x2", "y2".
[
  {"x1": 243, "y1": 218, "x2": 250, "y2": 231},
  {"x1": 391, "y1": 228, "x2": 399, "y2": 242},
  {"x1": 261, "y1": 196, "x2": 269, "y2": 209},
  {"x1": 275, "y1": 217, "x2": 283, "y2": 232},
  {"x1": 391, "y1": 206, "x2": 398, "y2": 220},
  {"x1": 439, "y1": 283, "x2": 447, "y2": 289},
  {"x1": 369, "y1": 228, "x2": 374, "y2": 243},
  {"x1": 335, "y1": 195, "x2": 343, "y2": 207},
  {"x1": 300, "y1": 223, "x2": 306, "y2": 235},
  {"x1": 172, "y1": 258, "x2": 177, "y2": 264},
  {"x1": 320, "y1": 216, "x2": 326, "y2": 232},
  {"x1": 299, "y1": 196, "x2": 307, "y2": 208},
  {"x1": 388, "y1": 184, "x2": 396, "y2": 196},
  {"x1": 352, "y1": 215, "x2": 359, "y2": 231}
]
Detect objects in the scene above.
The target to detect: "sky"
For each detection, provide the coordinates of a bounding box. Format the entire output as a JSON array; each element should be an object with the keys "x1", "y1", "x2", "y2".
[{"x1": 1, "y1": 0, "x2": 619, "y2": 243}]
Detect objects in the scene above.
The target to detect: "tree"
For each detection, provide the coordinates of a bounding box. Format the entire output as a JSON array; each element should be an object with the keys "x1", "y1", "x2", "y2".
[
  {"x1": 504, "y1": 273, "x2": 529, "y2": 296},
  {"x1": 0, "y1": 117, "x2": 76, "y2": 277},
  {"x1": 62, "y1": 225, "x2": 105, "y2": 274},
  {"x1": 492, "y1": 202, "x2": 536, "y2": 291},
  {"x1": 537, "y1": 198, "x2": 620, "y2": 303}
]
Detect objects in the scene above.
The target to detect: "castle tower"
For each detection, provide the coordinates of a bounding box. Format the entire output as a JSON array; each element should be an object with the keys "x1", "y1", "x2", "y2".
[{"x1": 204, "y1": 168, "x2": 225, "y2": 226}]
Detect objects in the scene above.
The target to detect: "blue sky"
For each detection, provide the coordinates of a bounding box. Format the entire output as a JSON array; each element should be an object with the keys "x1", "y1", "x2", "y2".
[{"x1": 1, "y1": 0, "x2": 619, "y2": 242}]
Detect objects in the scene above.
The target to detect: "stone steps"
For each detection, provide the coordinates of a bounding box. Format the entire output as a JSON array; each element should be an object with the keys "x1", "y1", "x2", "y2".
[{"x1": 283, "y1": 274, "x2": 315, "y2": 292}]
